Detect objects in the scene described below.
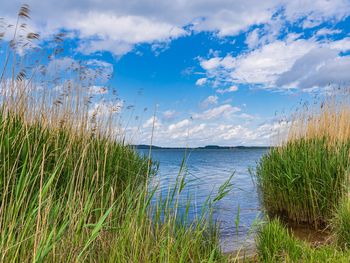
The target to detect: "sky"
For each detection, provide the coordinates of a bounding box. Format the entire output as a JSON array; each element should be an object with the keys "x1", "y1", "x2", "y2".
[{"x1": 1, "y1": 1, "x2": 350, "y2": 147}]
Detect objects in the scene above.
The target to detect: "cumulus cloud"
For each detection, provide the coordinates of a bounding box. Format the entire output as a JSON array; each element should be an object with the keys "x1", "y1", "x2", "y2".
[
  {"x1": 133, "y1": 115, "x2": 289, "y2": 147},
  {"x1": 216, "y1": 85, "x2": 238, "y2": 94},
  {"x1": 256, "y1": 120, "x2": 289, "y2": 142},
  {"x1": 200, "y1": 57, "x2": 223, "y2": 71},
  {"x1": 193, "y1": 104, "x2": 241, "y2": 120},
  {"x1": 275, "y1": 47, "x2": 337, "y2": 88},
  {"x1": 316, "y1": 28, "x2": 342, "y2": 36},
  {"x1": 200, "y1": 95, "x2": 218, "y2": 108},
  {"x1": 72, "y1": 13, "x2": 185, "y2": 43},
  {"x1": 2, "y1": 0, "x2": 349, "y2": 56},
  {"x1": 162, "y1": 110, "x2": 178, "y2": 121},
  {"x1": 199, "y1": 35, "x2": 350, "y2": 91},
  {"x1": 238, "y1": 113, "x2": 257, "y2": 121},
  {"x1": 284, "y1": 0, "x2": 350, "y2": 28},
  {"x1": 168, "y1": 119, "x2": 190, "y2": 132},
  {"x1": 196, "y1": 77, "x2": 207, "y2": 86},
  {"x1": 143, "y1": 116, "x2": 162, "y2": 129},
  {"x1": 245, "y1": 28, "x2": 260, "y2": 49},
  {"x1": 200, "y1": 38, "x2": 316, "y2": 86},
  {"x1": 131, "y1": 101, "x2": 276, "y2": 146},
  {"x1": 272, "y1": 41, "x2": 350, "y2": 90},
  {"x1": 71, "y1": 12, "x2": 187, "y2": 56},
  {"x1": 329, "y1": 37, "x2": 350, "y2": 51}
]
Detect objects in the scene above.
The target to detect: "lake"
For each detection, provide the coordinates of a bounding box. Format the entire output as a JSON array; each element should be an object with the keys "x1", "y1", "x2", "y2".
[{"x1": 138, "y1": 148, "x2": 269, "y2": 253}]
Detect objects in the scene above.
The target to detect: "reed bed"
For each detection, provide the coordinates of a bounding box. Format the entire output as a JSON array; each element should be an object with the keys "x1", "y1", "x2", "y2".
[
  {"x1": 0, "y1": 111, "x2": 227, "y2": 262},
  {"x1": 0, "y1": 5, "x2": 228, "y2": 262},
  {"x1": 256, "y1": 96, "x2": 350, "y2": 228}
]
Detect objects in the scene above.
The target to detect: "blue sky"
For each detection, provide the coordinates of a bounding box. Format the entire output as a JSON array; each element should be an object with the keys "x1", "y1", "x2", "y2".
[{"x1": 1, "y1": 1, "x2": 350, "y2": 146}]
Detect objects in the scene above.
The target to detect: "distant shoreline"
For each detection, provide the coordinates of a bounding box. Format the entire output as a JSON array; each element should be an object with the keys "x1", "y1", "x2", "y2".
[{"x1": 131, "y1": 144, "x2": 271, "y2": 150}]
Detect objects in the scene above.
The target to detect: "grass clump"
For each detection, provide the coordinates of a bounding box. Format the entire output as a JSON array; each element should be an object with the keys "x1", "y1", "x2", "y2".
[
  {"x1": 256, "y1": 99, "x2": 350, "y2": 228},
  {"x1": 256, "y1": 137, "x2": 350, "y2": 227},
  {"x1": 0, "y1": 113, "x2": 148, "y2": 261},
  {"x1": 256, "y1": 219, "x2": 350, "y2": 262}
]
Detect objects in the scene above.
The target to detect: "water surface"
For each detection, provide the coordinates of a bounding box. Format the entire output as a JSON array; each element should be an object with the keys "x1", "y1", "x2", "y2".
[{"x1": 138, "y1": 148, "x2": 268, "y2": 253}]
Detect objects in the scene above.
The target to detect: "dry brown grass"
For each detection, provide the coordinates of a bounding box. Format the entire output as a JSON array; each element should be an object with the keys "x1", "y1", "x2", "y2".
[{"x1": 287, "y1": 92, "x2": 350, "y2": 145}]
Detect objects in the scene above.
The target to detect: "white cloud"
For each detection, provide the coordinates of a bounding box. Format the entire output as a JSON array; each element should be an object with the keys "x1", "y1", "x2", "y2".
[
  {"x1": 329, "y1": 37, "x2": 350, "y2": 51},
  {"x1": 216, "y1": 85, "x2": 238, "y2": 94},
  {"x1": 2, "y1": 1, "x2": 349, "y2": 56},
  {"x1": 190, "y1": 1, "x2": 285, "y2": 37},
  {"x1": 132, "y1": 104, "x2": 249, "y2": 146},
  {"x1": 162, "y1": 110, "x2": 177, "y2": 121},
  {"x1": 201, "y1": 95, "x2": 218, "y2": 108},
  {"x1": 316, "y1": 28, "x2": 342, "y2": 36},
  {"x1": 274, "y1": 39, "x2": 350, "y2": 90},
  {"x1": 71, "y1": 12, "x2": 187, "y2": 56},
  {"x1": 275, "y1": 47, "x2": 335, "y2": 88},
  {"x1": 230, "y1": 38, "x2": 315, "y2": 85},
  {"x1": 195, "y1": 77, "x2": 207, "y2": 86},
  {"x1": 238, "y1": 113, "x2": 256, "y2": 120},
  {"x1": 217, "y1": 124, "x2": 253, "y2": 140},
  {"x1": 168, "y1": 119, "x2": 190, "y2": 132},
  {"x1": 278, "y1": 53, "x2": 350, "y2": 90},
  {"x1": 86, "y1": 59, "x2": 113, "y2": 69},
  {"x1": 73, "y1": 13, "x2": 185, "y2": 44},
  {"x1": 200, "y1": 57, "x2": 224, "y2": 71},
  {"x1": 78, "y1": 39, "x2": 134, "y2": 56},
  {"x1": 193, "y1": 104, "x2": 241, "y2": 120},
  {"x1": 245, "y1": 28, "x2": 260, "y2": 49},
  {"x1": 284, "y1": 0, "x2": 350, "y2": 28},
  {"x1": 143, "y1": 116, "x2": 162, "y2": 129},
  {"x1": 256, "y1": 120, "x2": 289, "y2": 142},
  {"x1": 133, "y1": 116, "x2": 288, "y2": 147},
  {"x1": 200, "y1": 35, "x2": 350, "y2": 91},
  {"x1": 188, "y1": 123, "x2": 207, "y2": 134}
]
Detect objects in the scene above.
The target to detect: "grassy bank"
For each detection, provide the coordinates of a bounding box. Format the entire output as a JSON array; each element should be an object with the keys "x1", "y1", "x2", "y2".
[
  {"x1": 255, "y1": 96, "x2": 350, "y2": 261},
  {"x1": 0, "y1": 6, "x2": 228, "y2": 262},
  {"x1": 256, "y1": 137, "x2": 350, "y2": 227},
  {"x1": 256, "y1": 219, "x2": 350, "y2": 262}
]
